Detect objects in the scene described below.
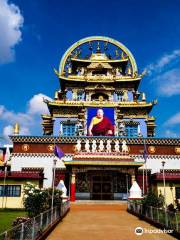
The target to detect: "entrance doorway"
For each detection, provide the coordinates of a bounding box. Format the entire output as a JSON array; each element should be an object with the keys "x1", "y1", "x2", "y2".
[{"x1": 91, "y1": 174, "x2": 113, "y2": 200}]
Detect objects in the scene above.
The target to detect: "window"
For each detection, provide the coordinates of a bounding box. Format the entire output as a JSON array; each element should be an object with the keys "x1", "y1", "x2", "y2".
[
  {"x1": 62, "y1": 124, "x2": 76, "y2": 136},
  {"x1": 0, "y1": 185, "x2": 21, "y2": 197},
  {"x1": 176, "y1": 187, "x2": 180, "y2": 199},
  {"x1": 126, "y1": 125, "x2": 138, "y2": 137}
]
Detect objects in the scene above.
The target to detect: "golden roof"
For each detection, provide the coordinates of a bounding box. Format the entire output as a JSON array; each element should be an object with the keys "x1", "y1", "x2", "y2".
[
  {"x1": 90, "y1": 53, "x2": 108, "y2": 61},
  {"x1": 87, "y1": 62, "x2": 112, "y2": 69}
]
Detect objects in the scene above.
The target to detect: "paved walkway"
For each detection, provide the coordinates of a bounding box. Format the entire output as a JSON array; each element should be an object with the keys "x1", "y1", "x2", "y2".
[{"x1": 47, "y1": 203, "x2": 176, "y2": 240}]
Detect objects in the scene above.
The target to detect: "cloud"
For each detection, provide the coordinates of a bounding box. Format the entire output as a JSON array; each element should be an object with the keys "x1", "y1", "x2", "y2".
[
  {"x1": 164, "y1": 112, "x2": 180, "y2": 126},
  {"x1": 0, "y1": 106, "x2": 33, "y2": 127},
  {"x1": 146, "y1": 49, "x2": 180, "y2": 97},
  {"x1": 28, "y1": 93, "x2": 52, "y2": 115},
  {"x1": 154, "y1": 69, "x2": 180, "y2": 96},
  {"x1": 147, "y1": 50, "x2": 180, "y2": 75},
  {"x1": 0, "y1": 93, "x2": 52, "y2": 141},
  {"x1": 164, "y1": 129, "x2": 178, "y2": 138},
  {"x1": 0, "y1": 0, "x2": 24, "y2": 64}
]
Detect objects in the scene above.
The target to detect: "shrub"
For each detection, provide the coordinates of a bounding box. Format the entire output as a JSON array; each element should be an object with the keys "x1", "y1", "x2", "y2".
[
  {"x1": 143, "y1": 190, "x2": 164, "y2": 208},
  {"x1": 23, "y1": 183, "x2": 62, "y2": 217}
]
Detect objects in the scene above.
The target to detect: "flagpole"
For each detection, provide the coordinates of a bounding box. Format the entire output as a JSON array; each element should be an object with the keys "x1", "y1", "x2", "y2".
[
  {"x1": 52, "y1": 144, "x2": 65, "y2": 216},
  {"x1": 145, "y1": 163, "x2": 148, "y2": 194},
  {"x1": 51, "y1": 137, "x2": 57, "y2": 222},
  {"x1": 143, "y1": 139, "x2": 148, "y2": 195},
  {"x1": 142, "y1": 168, "x2": 144, "y2": 196},
  {"x1": 51, "y1": 159, "x2": 57, "y2": 205}
]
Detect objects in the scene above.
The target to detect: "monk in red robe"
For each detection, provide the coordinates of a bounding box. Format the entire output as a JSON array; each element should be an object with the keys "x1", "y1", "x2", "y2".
[{"x1": 88, "y1": 109, "x2": 114, "y2": 136}]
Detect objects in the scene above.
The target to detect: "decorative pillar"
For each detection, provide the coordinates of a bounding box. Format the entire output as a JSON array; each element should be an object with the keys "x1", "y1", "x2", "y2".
[{"x1": 70, "y1": 173, "x2": 76, "y2": 202}]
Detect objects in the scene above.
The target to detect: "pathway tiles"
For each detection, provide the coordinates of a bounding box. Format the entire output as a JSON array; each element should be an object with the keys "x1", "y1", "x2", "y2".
[{"x1": 47, "y1": 204, "x2": 176, "y2": 240}]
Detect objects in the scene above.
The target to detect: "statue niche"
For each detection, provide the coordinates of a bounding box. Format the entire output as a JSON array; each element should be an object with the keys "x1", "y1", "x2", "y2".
[{"x1": 91, "y1": 92, "x2": 109, "y2": 101}]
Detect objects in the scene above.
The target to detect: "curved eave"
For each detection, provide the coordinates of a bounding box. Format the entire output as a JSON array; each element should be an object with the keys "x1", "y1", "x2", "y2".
[
  {"x1": 119, "y1": 102, "x2": 153, "y2": 108},
  {"x1": 41, "y1": 114, "x2": 52, "y2": 118},
  {"x1": 64, "y1": 161, "x2": 143, "y2": 166},
  {"x1": 46, "y1": 101, "x2": 154, "y2": 111},
  {"x1": 59, "y1": 76, "x2": 141, "y2": 83},
  {"x1": 70, "y1": 57, "x2": 129, "y2": 63}
]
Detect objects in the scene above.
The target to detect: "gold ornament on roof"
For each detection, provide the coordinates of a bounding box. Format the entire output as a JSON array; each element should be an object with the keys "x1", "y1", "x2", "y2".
[
  {"x1": 13, "y1": 123, "x2": 20, "y2": 135},
  {"x1": 115, "y1": 49, "x2": 119, "y2": 57},
  {"x1": 68, "y1": 66, "x2": 72, "y2": 74},
  {"x1": 127, "y1": 67, "x2": 132, "y2": 75},
  {"x1": 54, "y1": 91, "x2": 58, "y2": 100},
  {"x1": 99, "y1": 96, "x2": 104, "y2": 102},
  {"x1": 121, "y1": 51, "x2": 125, "y2": 59},
  {"x1": 96, "y1": 41, "x2": 101, "y2": 53}
]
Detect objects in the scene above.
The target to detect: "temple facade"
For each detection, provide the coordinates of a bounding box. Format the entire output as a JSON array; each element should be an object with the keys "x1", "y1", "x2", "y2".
[{"x1": 4, "y1": 36, "x2": 180, "y2": 205}]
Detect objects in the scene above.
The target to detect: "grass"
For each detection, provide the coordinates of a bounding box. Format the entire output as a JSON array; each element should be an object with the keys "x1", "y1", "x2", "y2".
[{"x1": 0, "y1": 210, "x2": 26, "y2": 234}]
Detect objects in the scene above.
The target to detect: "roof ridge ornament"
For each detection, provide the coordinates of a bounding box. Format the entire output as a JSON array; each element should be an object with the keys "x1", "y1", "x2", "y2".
[{"x1": 96, "y1": 41, "x2": 101, "y2": 53}]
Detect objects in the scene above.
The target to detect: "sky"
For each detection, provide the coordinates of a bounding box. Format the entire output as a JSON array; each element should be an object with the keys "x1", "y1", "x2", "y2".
[{"x1": 0, "y1": 0, "x2": 180, "y2": 142}]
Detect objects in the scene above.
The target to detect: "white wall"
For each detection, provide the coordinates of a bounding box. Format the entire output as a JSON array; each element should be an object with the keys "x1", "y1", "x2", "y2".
[
  {"x1": 11, "y1": 154, "x2": 66, "y2": 188},
  {"x1": 133, "y1": 155, "x2": 180, "y2": 173}
]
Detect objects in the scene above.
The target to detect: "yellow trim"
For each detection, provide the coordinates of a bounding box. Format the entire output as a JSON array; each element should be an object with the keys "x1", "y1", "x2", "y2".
[
  {"x1": 70, "y1": 57, "x2": 129, "y2": 63},
  {"x1": 64, "y1": 161, "x2": 143, "y2": 166},
  {"x1": 59, "y1": 75, "x2": 141, "y2": 82}
]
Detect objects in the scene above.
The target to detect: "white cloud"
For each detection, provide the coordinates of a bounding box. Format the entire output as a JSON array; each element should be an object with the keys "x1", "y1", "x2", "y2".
[
  {"x1": 164, "y1": 129, "x2": 178, "y2": 138},
  {"x1": 0, "y1": 93, "x2": 52, "y2": 141},
  {"x1": 155, "y1": 69, "x2": 180, "y2": 97},
  {"x1": 0, "y1": 0, "x2": 24, "y2": 64},
  {"x1": 164, "y1": 112, "x2": 180, "y2": 126},
  {"x1": 28, "y1": 93, "x2": 52, "y2": 115},
  {"x1": 3, "y1": 125, "x2": 13, "y2": 140},
  {"x1": 0, "y1": 105, "x2": 33, "y2": 127},
  {"x1": 146, "y1": 49, "x2": 180, "y2": 97},
  {"x1": 147, "y1": 50, "x2": 180, "y2": 75}
]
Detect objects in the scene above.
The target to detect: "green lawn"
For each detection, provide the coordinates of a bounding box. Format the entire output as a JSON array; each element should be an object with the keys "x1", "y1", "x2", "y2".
[{"x1": 0, "y1": 210, "x2": 26, "y2": 234}]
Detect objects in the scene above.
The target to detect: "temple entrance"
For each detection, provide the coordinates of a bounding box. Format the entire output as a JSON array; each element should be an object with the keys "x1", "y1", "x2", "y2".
[
  {"x1": 91, "y1": 173, "x2": 113, "y2": 200},
  {"x1": 75, "y1": 171, "x2": 131, "y2": 200}
]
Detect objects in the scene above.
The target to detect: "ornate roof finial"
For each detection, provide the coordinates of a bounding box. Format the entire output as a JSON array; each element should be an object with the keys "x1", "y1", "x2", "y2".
[
  {"x1": 121, "y1": 51, "x2": 125, "y2": 59},
  {"x1": 115, "y1": 49, "x2": 119, "y2": 58},
  {"x1": 104, "y1": 41, "x2": 108, "y2": 51},
  {"x1": 96, "y1": 41, "x2": 101, "y2": 53},
  {"x1": 89, "y1": 41, "x2": 93, "y2": 51},
  {"x1": 54, "y1": 91, "x2": 59, "y2": 100},
  {"x1": 127, "y1": 67, "x2": 132, "y2": 76},
  {"x1": 13, "y1": 123, "x2": 20, "y2": 135}
]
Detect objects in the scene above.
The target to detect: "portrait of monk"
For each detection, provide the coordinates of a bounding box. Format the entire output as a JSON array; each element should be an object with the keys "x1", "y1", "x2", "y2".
[{"x1": 88, "y1": 108, "x2": 114, "y2": 136}]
